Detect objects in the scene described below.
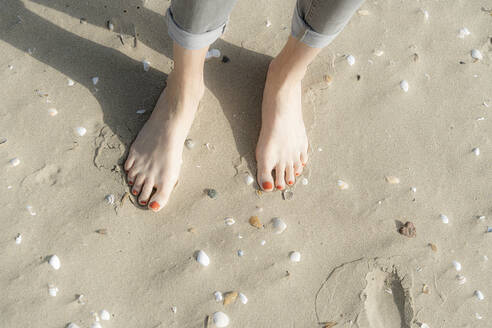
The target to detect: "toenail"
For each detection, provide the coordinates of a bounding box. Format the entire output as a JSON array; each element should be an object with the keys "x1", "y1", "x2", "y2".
[
  {"x1": 128, "y1": 181, "x2": 134, "y2": 185},
  {"x1": 132, "y1": 190, "x2": 138, "y2": 195},
  {"x1": 295, "y1": 172, "x2": 300, "y2": 176},
  {"x1": 262, "y1": 181, "x2": 273, "y2": 190},
  {"x1": 276, "y1": 185, "x2": 283, "y2": 190},
  {"x1": 302, "y1": 163, "x2": 305, "y2": 166},
  {"x1": 140, "y1": 200, "x2": 147, "y2": 205},
  {"x1": 149, "y1": 201, "x2": 160, "y2": 210},
  {"x1": 288, "y1": 180, "x2": 294, "y2": 185}
]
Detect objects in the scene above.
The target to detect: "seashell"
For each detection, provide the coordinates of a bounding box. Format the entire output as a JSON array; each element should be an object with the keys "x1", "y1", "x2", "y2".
[
  {"x1": 244, "y1": 174, "x2": 254, "y2": 185},
  {"x1": 471, "y1": 49, "x2": 482, "y2": 60},
  {"x1": 373, "y1": 49, "x2": 384, "y2": 56},
  {"x1": 223, "y1": 291, "x2": 238, "y2": 305},
  {"x1": 205, "y1": 188, "x2": 217, "y2": 199},
  {"x1": 15, "y1": 233, "x2": 22, "y2": 244},
  {"x1": 48, "y1": 285, "x2": 59, "y2": 296},
  {"x1": 457, "y1": 27, "x2": 470, "y2": 39},
  {"x1": 271, "y1": 217, "x2": 287, "y2": 234},
  {"x1": 75, "y1": 127, "x2": 87, "y2": 136},
  {"x1": 420, "y1": 8, "x2": 429, "y2": 20},
  {"x1": 142, "y1": 60, "x2": 150, "y2": 71},
  {"x1": 474, "y1": 290, "x2": 484, "y2": 300},
  {"x1": 48, "y1": 108, "x2": 58, "y2": 116},
  {"x1": 8, "y1": 64, "x2": 14, "y2": 70},
  {"x1": 265, "y1": 20, "x2": 272, "y2": 27},
  {"x1": 260, "y1": 240, "x2": 266, "y2": 245},
  {"x1": 422, "y1": 284, "x2": 430, "y2": 294},
  {"x1": 420, "y1": 324, "x2": 429, "y2": 328},
  {"x1": 456, "y1": 274, "x2": 466, "y2": 285},
  {"x1": 323, "y1": 323, "x2": 337, "y2": 328},
  {"x1": 428, "y1": 243, "x2": 437, "y2": 252},
  {"x1": 206, "y1": 48, "x2": 221, "y2": 59},
  {"x1": 282, "y1": 190, "x2": 294, "y2": 200},
  {"x1": 249, "y1": 216, "x2": 262, "y2": 229},
  {"x1": 400, "y1": 80, "x2": 409, "y2": 92},
  {"x1": 357, "y1": 9, "x2": 370, "y2": 15},
  {"x1": 486, "y1": 226, "x2": 492, "y2": 233},
  {"x1": 0, "y1": 137, "x2": 6, "y2": 144},
  {"x1": 214, "y1": 291, "x2": 223, "y2": 302},
  {"x1": 67, "y1": 323, "x2": 80, "y2": 328},
  {"x1": 76, "y1": 294, "x2": 85, "y2": 304},
  {"x1": 475, "y1": 313, "x2": 482, "y2": 320},
  {"x1": 237, "y1": 249, "x2": 244, "y2": 257},
  {"x1": 49, "y1": 255, "x2": 61, "y2": 270},
  {"x1": 289, "y1": 251, "x2": 301, "y2": 262},
  {"x1": 26, "y1": 205, "x2": 36, "y2": 216},
  {"x1": 411, "y1": 187, "x2": 417, "y2": 192},
  {"x1": 440, "y1": 214, "x2": 449, "y2": 224},
  {"x1": 477, "y1": 215, "x2": 485, "y2": 221},
  {"x1": 472, "y1": 147, "x2": 480, "y2": 156},
  {"x1": 67, "y1": 79, "x2": 75, "y2": 86},
  {"x1": 337, "y1": 180, "x2": 349, "y2": 190},
  {"x1": 238, "y1": 292, "x2": 248, "y2": 304},
  {"x1": 385, "y1": 176, "x2": 400, "y2": 184},
  {"x1": 136, "y1": 109, "x2": 146, "y2": 114},
  {"x1": 105, "y1": 194, "x2": 115, "y2": 205},
  {"x1": 224, "y1": 217, "x2": 235, "y2": 225},
  {"x1": 107, "y1": 20, "x2": 114, "y2": 31},
  {"x1": 452, "y1": 260, "x2": 461, "y2": 271},
  {"x1": 346, "y1": 55, "x2": 355, "y2": 66},
  {"x1": 184, "y1": 138, "x2": 195, "y2": 149},
  {"x1": 10, "y1": 158, "x2": 20, "y2": 167},
  {"x1": 92, "y1": 77, "x2": 99, "y2": 85},
  {"x1": 384, "y1": 287, "x2": 393, "y2": 294},
  {"x1": 212, "y1": 311, "x2": 230, "y2": 327},
  {"x1": 301, "y1": 178, "x2": 308, "y2": 185},
  {"x1": 90, "y1": 323, "x2": 102, "y2": 328},
  {"x1": 323, "y1": 74, "x2": 333, "y2": 84},
  {"x1": 398, "y1": 221, "x2": 416, "y2": 238},
  {"x1": 196, "y1": 250, "x2": 210, "y2": 266},
  {"x1": 100, "y1": 310, "x2": 110, "y2": 320},
  {"x1": 96, "y1": 229, "x2": 107, "y2": 235},
  {"x1": 171, "y1": 306, "x2": 177, "y2": 313}
]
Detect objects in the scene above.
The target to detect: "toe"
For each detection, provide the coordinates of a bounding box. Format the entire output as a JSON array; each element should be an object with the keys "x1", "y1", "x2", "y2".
[
  {"x1": 127, "y1": 167, "x2": 139, "y2": 185},
  {"x1": 138, "y1": 178, "x2": 154, "y2": 206},
  {"x1": 148, "y1": 180, "x2": 175, "y2": 212},
  {"x1": 300, "y1": 151, "x2": 309, "y2": 167},
  {"x1": 285, "y1": 164, "x2": 295, "y2": 186},
  {"x1": 257, "y1": 161, "x2": 275, "y2": 191},
  {"x1": 131, "y1": 174, "x2": 145, "y2": 196},
  {"x1": 294, "y1": 160, "x2": 303, "y2": 177},
  {"x1": 275, "y1": 164, "x2": 286, "y2": 190}
]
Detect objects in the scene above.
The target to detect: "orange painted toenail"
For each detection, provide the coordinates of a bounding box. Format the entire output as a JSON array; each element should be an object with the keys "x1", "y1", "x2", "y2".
[
  {"x1": 132, "y1": 190, "x2": 138, "y2": 195},
  {"x1": 140, "y1": 201, "x2": 147, "y2": 205},
  {"x1": 288, "y1": 180, "x2": 294, "y2": 185},
  {"x1": 128, "y1": 181, "x2": 134, "y2": 185},
  {"x1": 149, "y1": 201, "x2": 160, "y2": 210},
  {"x1": 302, "y1": 163, "x2": 305, "y2": 166},
  {"x1": 277, "y1": 185, "x2": 283, "y2": 190},
  {"x1": 295, "y1": 172, "x2": 300, "y2": 176},
  {"x1": 262, "y1": 181, "x2": 273, "y2": 190}
]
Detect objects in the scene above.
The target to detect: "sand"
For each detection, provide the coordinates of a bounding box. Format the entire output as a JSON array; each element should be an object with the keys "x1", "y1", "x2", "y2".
[{"x1": 1, "y1": 0, "x2": 492, "y2": 327}]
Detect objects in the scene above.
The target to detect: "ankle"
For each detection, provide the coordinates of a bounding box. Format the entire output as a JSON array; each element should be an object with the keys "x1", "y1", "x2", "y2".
[{"x1": 268, "y1": 57, "x2": 307, "y2": 86}]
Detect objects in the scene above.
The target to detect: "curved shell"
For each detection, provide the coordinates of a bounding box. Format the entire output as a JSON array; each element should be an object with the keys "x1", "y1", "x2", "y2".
[
  {"x1": 196, "y1": 250, "x2": 210, "y2": 266},
  {"x1": 271, "y1": 218, "x2": 287, "y2": 234},
  {"x1": 213, "y1": 312, "x2": 230, "y2": 327},
  {"x1": 289, "y1": 251, "x2": 301, "y2": 262},
  {"x1": 49, "y1": 255, "x2": 61, "y2": 270}
]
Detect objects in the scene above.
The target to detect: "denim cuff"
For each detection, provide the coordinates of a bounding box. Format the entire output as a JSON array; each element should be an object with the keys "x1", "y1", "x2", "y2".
[
  {"x1": 166, "y1": 8, "x2": 226, "y2": 50},
  {"x1": 291, "y1": 4, "x2": 339, "y2": 48}
]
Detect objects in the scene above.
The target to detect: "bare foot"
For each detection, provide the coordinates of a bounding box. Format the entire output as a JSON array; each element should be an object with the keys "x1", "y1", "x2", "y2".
[
  {"x1": 256, "y1": 60, "x2": 309, "y2": 191},
  {"x1": 124, "y1": 72, "x2": 204, "y2": 211}
]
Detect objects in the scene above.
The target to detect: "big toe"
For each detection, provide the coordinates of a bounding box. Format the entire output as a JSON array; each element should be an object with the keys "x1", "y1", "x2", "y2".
[{"x1": 148, "y1": 180, "x2": 175, "y2": 212}]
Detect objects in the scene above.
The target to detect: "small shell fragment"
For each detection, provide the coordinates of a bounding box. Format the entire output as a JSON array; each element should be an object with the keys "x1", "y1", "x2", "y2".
[
  {"x1": 48, "y1": 285, "x2": 59, "y2": 296},
  {"x1": 420, "y1": 324, "x2": 430, "y2": 328},
  {"x1": 323, "y1": 323, "x2": 337, "y2": 328},
  {"x1": 486, "y1": 226, "x2": 492, "y2": 233},
  {"x1": 428, "y1": 243, "x2": 437, "y2": 252},
  {"x1": 400, "y1": 80, "x2": 409, "y2": 92},
  {"x1": 100, "y1": 310, "x2": 110, "y2": 321},
  {"x1": 472, "y1": 147, "x2": 480, "y2": 156},
  {"x1": 184, "y1": 138, "x2": 195, "y2": 149},
  {"x1": 422, "y1": 284, "x2": 430, "y2": 294},
  {"x1": 282, "y1": 190, "x2": 294, "y2": 200},
  {"x1": 10, "y1": 158, "x2": 20, "y2": 167},
  {"x1": 15, "y1": 233, "x2": 22, "y2": 244},
  {"x1": 452, "y1": 260, "x2": 461, "y2": 271},
  {"x1": 90, "y1": 323, "x2": 102, "y2": 328},
  {"x1": 48, "y1": 108, "x2": 58, "y2": 116},
  {"x1": 385, "y1": 176, "x2": 400, "y2": 184},
  {"x1": 26, "y1": 205, "x2": 36, "y2": 216},
  {"x1": 0, "y1": 137, "x2": 6, "y2": 145},
  {"x1": 223, "y1": 291, "x2": 238, "y2": 305},
  {"x1": 244, "y1": 174, "x2": 254, "y2": 185},
  {"x1": 420, "y1": 8, "x2": 429, "y2": 20},
  {"x1": 474, "y1": 290, "x2": 484, "y2": 300},
  {"x1": 265, "y1": 20, "x2": 272, "y2": 27},
  {"x1": 224, "y1": 217, "x2": 235, "y2": 226},
  {"x1": 92, "y1": 77, "x2": 99, "y2": 85},
  {"x1": 289, "y1": 251, "x2": 301, "y2": 262},
  {"x1": 457, "y1": 27, "x2": 471, "y2": 39},
  {"x1": 67, "y1": 323, "x2": 80, "y2": 328},
  {"x1": 214, "y1": 291, "x2": 223, "y2": 302},
  {"x1": 373, "y1": 49, "x2": 384, "y2": 56},
  {"x1": 301, "y1": 178, "x2": 308, "y2": 185},
  {"x1": 272, "y1": 217, "x2": 287, "y2": 234},
  {"x1": 398, "y1": 221, "x2": 416, "y2": 238},
  {"x1": 75, "y1": 127, "x2": 87, "y2": 136},
  {"x1": 260, "y1": 240, "x2": 266, "y2": 245},
  {"x1": 475, "y1": 313, "x2": 482, "y2": 320},
  {"x1": 346, "y1": 55, "x2": 355, "y2": 66},
  {"x1": 337, "y1": 180, "x2": 349, "y2": 190},
  {"x1": 249, "y1": 216, "x2": 262, "y2": 229},
  {"x1": 440, "y1": 214, "x2": 449, "y2": 224},
  {"x1": 471, "y1": 49, "x2": 483, "y2": 60},
  {"x1": 238, "y1": 292, "x2": 248, "y2": 304},
  {"x1": 456, "y1": 274, "x2": 466, "y2": 285},
  {"x1": 49, "y1": 255, "x2": 61, "y2": 270},
  {"x1": 196, "y1": 250, "x2": 210, "y2": 266},
  {"x1": 142, "y1": 59, "x2": 150, "y2": 71},
  {"x1": 95, "y1": 229, "x2": 107, "y2": 235},
  {"x1": 67, "y1": 79, "x2": 75, "y2": 86},
  {"x1": 107, "y1": 20, "x2": 114, "y2": 31},
  {"x1": 212, "y1": 312, "x2": 230, "y2": 327},
  {"x1": 323, "y1": 74, "x2": 333, "y2": 84},
  {"x1": 105, "y1": 194, "x2": 115, "y2": 205},
  {"x1": 237, "y1": 249, "x2": 244, "y2": 257},
  {"x1": 171, "y1": 306, "x2": 177, "y2": 313},
  {"x1": 357, "y1": 9, "x2": 370, "y2": 15},
  {"x1": 136, "y1": 109, "x2": 146, "y2": 114}
]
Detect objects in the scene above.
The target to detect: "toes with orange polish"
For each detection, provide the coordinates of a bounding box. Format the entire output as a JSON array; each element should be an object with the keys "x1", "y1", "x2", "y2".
[
  {"x1": 128, "y1": 181, "x2": 134, "y2": 185},
  {"x1": 295, "y1": 172, "x2": 300, "y2": 176},
  {"x1": 262, "y1": 181, "x2": 273, "y2": 190},
  {"x1": 277, "y1": 185, "x2": 283, "y2": 190},
  {"x1": 288, "y1": 180, "x2": 294, "y2": 185},
  {"x1": 140, "y1": 201, "x2": 147, "y2": 205},
  {"x1": 149, "y1": 201, "x2": 160, "y2": 210},
  {"x1": 132, "y1": 190, "x2": 138, "y2": 195}
]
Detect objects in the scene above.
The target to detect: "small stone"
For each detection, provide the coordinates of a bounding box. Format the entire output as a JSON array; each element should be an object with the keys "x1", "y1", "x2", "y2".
[
  {"x1": 260, "y1": 240, "x2": 266, "y2": 245},
  {"x1": 0, "y1": 137, "x2": 6, "y2": 145},
  {"x1": 282, "y1": 190, "x2": 294, "y2": 200},
  {"x1": 136, "y1": 109, "x2": 146, "y2": 114},
  {"x1": 398, "y1": 221, "x2": 416, "y2": 238},
  {"x1": 76, "y1": 294, "x2": 85, "y2": 304},
  {"x1": 67, "y1": 323, "x2": 80, "y2": 328},
  {"x1": 184, "y1": 138, "x2": 195, "y2": 149},
  {"x1": 142, "y1": 59, "x2": 150, "y2": 71},
  {"x1": 472, "y1": 147, "x2": 480, "y2": 156},
  {"x1": 289, "y1": 251, "x2": 301, "y2": 262},
  {"x1": 400, "y1": 80, "x2": 409, "y2": 92},
  {"x1": 48, "y1": 285, "x2": 59, "y2": 296},
  {"x1": 422, "y1": 284, "x2": 430, "y2": 294},
  {"x1": 265, "y1": 20, "x2": 272, "y2": 27},
  {"x1": 15, "y1": 233, "x2": 22, "y2": 244},
  {"x1": 249, "y1": 216, "x2": 262, "y2": 229},
  {"x1": 80, "y1": 18, "x2": 87, "y2": 24},
  {"x1": 95, "y1": 229, "x2": 107, "y2": 235},
  {"x1": 323, "y1": 323, "x2": 337, "y2": 328},
  {"x1": 171, "y1": 306, "x2": 177, "y2": 313},
  {"x1": 221, "y1": 56, "x2": 230, "y2": 63},
  {"x1": 452, "y1": 260, "x2": 461, "y2": 271},
  {"x1": 458, "y1": 27, "x2": 471, "y2": 38},
  {"x1": 238, "y1": 292, "x2": 248, "y2": 304},
  {"x1": 105, "y1": 194, "x2": 115, "y2": 205},
  {"x1": 244, "y1": 174, "x2": 254, "y2": 185},
  {"x1": 90, "y1": 323, "x2": 102, "y2": 328},
  {"x1": 301, "y1": 178, "x2": 308, "y2": 185},
  {"x1": 411, "y1": 187, "x2": 417, "y2": 192},
  {"x1": 48, "y1": 108, "x2": 58, "y2": 116},
  {"x1": 428, "y1": 243, "x2": 437, "y2": 252},
  {"x1": 196, "y1": 250, "x2": 210, "y2": 266},
  {"x1": 67, "y1": 79, "x2": 75, "y2": 86},
  {"x1": 26, "y1": 205, "x2": 36, "y2": 216},
  {"x1": 92, "y1": 77, "x2": 99, "y2": 85},
  {"x1": 237, "y1": 249, "x2": 244, "y2": 257},
  {"x1": 323, "y1": 74, "x2": 333, "y2": 84},
  {"x1": 474, "y1": 290, "x2": 484, "y2": 300},
  {"x1": 271, "y1": 217, "x2": 287, "y2": 234},
  {"x1": 440, "y1": 214, "x2": 449, "y2": 224},
  {"x1": 223, "y1": 291, "x2": 238, "y2": 306},
  {"x1": 75, "y1": 127, "x2": 87, "y2": 137},
  {"x1": 10, "y1": 158, "x2": 20, "y2": 167},
  {"x1": 373, "y1": 49, "x2": 384, "y2": 56},
  {"x1": 107, "y1": 20, "x2": 114, "y2": 31},
  {"x1": 357, "y1": 9, "x2": 370, "y2": 15},
  {"x1": 346, "y1": 55, "x2": 355, "y2": 66},
  {"x1": 205, "y1": 188, "x2": 217, "y2": 199}
]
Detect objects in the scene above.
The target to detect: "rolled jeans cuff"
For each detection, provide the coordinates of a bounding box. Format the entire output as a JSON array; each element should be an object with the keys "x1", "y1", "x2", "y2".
[
  {"x1": 291, "y1": 5, "x2": 339, "y2": 48},
  {"x1": 166, "y1": 8, "x2": 226, "y2": 50}
]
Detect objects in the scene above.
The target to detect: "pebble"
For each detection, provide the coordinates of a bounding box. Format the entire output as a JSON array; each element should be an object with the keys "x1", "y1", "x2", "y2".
[
  {"x1": 398, "y1": 221, "x2": 416, "y2": 238},
  {"x1": 221, "y1": 56, "x2": 230, "y2": 63},
  {"x1": 10, "y1": 158, "x2": 20, "y2": 167},
  {"x1": 272, "y1": 217, "x2": 287, "y2": 234},
  {"x1": 15, "y1": 233, "x2": 22, "y2": 244},
  {"x1": 184, "y1": 138, "x2": 195, "y2": 149},
  {"x1": 136, "y1": 109, "x2": 146, "y2": 114},
  {"x1": 67, "y1": 323, "x2": 80, "y2": 328},
  {"x1": 105, "y1": 194, "x2": 115, "y2": 205},
  {"x1": 107, "y1": 20, "x2": 114, "y2": 31},
  {"x1": 244, "y1": 174, "x2": 254, "y2": 185},
  {"x1": 337, "y1": 180, "x2": 349, "y2": 190},
  {"x1": 289, "y1": 251, "x2": 301, "y2": 262},
  {"x1": 142, "y1": 60, "x2": 150, "y2": 71},
  {"x1": 212, "y1": 311, "x2": 230, "y2": 327},
  {"x1": 301, "y1": 178, "x2": 308, "y2": 185},
  {"x1": 196, "y1": 250, "x2": 210, "y2": 266},
  {"x1": 205, "y1": 188, "x2": 217, "y2": 199},
  {"x1": 171, "y1": 306, "x2": 177, "y2": 313},
  {"x1": 456, "y1": 274, "x2": 466, "y2": 285},
  {"x1": 48, "y1": 108, "x2": 58, "y2": 116},
  {"x1": 224, "y1": 217, "x2": 235, "y2": 225},
  {"x1": 346, "y1": 55, "x2": 355, "y2": 66},
  {"x1": 472, "y1": 147, "x2": 480, "y2": 156},
  {"x1": 471, "y1": 49, "x2": 483, "y2": 60},
  {"x1": 206, "y1": 48, "x2": 221, "y2": 59},
  {"x1": 385, "y1": 176, "x2": 400, "y2": 184},
  {"x1": 49, "y1": 255, "x2": 61, "y2": 270},
  {"x1": 80, "y1": 17, "x2": 87, "y2": 24},
  {"x1": 237, "y1": 249, "x2": 244, "y2": 257},
  {"x1": 474, "y1": 290, "x2": 484, "y2": 300},
  {"x1": 357, "y1": 9, "x2": 370, "y2": 16},
  {"x1": 458, "y1": 27, "x2": 471, "y2": 38},
  {"x1": 100, "y1": 310, "x2": 110, "y2": 321},
  {"x1": 92, "y1": 77, "x2": 99, "y2": 85},
  {"x1": 238, "y1": 292, "x2": 248, "y2": 304},
  {"x1": 452, "y1": 260, "x2": 461, "y2": 271},
  {"x1": 400, "y1": 80, "x2": 409, "y2": 92},
  {"x1": 67, "y1": 79, "x2": 75, "y2": 86},
  {"x1": 75, "y1": 127, "x2": 87, "y2": 137},
  {"x1": 214, "y1": 291, "x2": 223, "y2": 302},
  {"x1": 440, "y1": 214, "x2": 449, "y2": 224},
  {"x1": 48, "y1": 285, "x2": 59, "y2": 296},
  {"x1": 26, "y1": 205, "x2": 36, "y2": 216}
]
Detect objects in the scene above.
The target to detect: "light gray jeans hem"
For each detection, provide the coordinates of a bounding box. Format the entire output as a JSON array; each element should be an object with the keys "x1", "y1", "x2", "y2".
[
  {"x1": 291, "y1": 4, "x2": 339, "y2": 48},
  {"x1": 166, "y1": 8, "x2": 226, "y2": 50}
]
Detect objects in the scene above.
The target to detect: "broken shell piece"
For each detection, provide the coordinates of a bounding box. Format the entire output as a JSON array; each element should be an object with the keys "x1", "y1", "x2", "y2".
[
  {"x1": 373, "y1": 49, "x2": 384, "y2": 56},
  {"x1": 301, "y1": 177, "x2": 308, "y2": 185},
  {"x1": 107, "y1": 20, "x2": 114, "y2": 31},
  {"x1": 142, "y1": 59, "x2": 150, "y2": 71},
  {"x1": 105, "y1": 194, "x2": 115, "y2": 205},
  {"x1": 67, "y1": 79, "x2": 75, "y2": 86},
  {"x1": 282, "y1": 190, "x2": 294, "y2": 200},
  {"x1": 26, "y1": 205, "x2": 36, "y2": 216},
  {"x1": 196, "y1": 250, "x2": 210, "y2": 266},
  {"x1": 100, "y1": 310, "x2": 110, "y2": 321},
  {"x1": 206, "y1": 48, "x2": 221, "y2": 59},
  {"x1": 244, "y1": 174, "x2": 254, "y2": 185},
  {"x1": 357, "y1": 9, "x2": 370, "y2": 15},
  {"x1": 171, "y1": 306, "x2": 177, "y2": 313},
  {"x1": 471, "y1": 49, "x2": 483, "y2": 60},
  {"x1": 440, "y1": 214, "x2": 449, "y2": 224},
  {"x1": 0, "y1": 137, "x2": 6, "y2": 144},
  {"x1": 184, "y1": 138, "x2": 195, "y2": 149},
  {"x1": 337, "y1": 180, "x2": 349, "y2": 190},
  {"x1": 346, "y1": 55, "x2": 355, "y2": 66},
  {"x1": 452, "y1": 260, "x2": 461, "y2": 271},
  {"x1": 428, "y1": 243, "x2": 437, "y2": 252},
  {"x1": 458, "y1": 27, "x2": 471, "y2": 38},
  {"x1": 214, "y1": 291, "x2": 223, "y2": 302},
  {"x1": 49, "y1": 255, "x2": 61, "y2": 270},
  {"x1": 422, "y1": 284, "x2": 430, "y2": 294},
  {"x1": 213, "y1": 312, "x2": 230, "y2": 327},
  {"x1": 272, "y1": 217, "x2": 287, "y2": 234},
  {"x1": 95, "y1": 229, "x2": 107, "y2": 235},
  {"x1": 475, "y1": 313, "x2": 482, "y2": 320},
  {"x1": 75, "y1": 127, "x2": 87, "y2": 136},
  {"x1": 420, "y1": 324, "x2": 430, "y2": 328},
  {"x1": 420, "y1": 8, "x2": 429, "y2": 20},
  {"x1": 385, "y1": 176, "x2": 400, "y2": 184},
  {"x1": 411, "y1": 187, "x2": 417, "y2": 192},
  {"x1": 76, "y1": 294, "x2": 85, "y2": 304},
  {"x1": 238, "y1": 292, "x2": 248, "y2": 304},
  {"x1": 223, "y1": 291, "x2": 238, "y2": 305},
  {"x1": 398, "y1": 221, "x2": 416, "y2": 238},
  {"x1": 10, "y1": 158, "x2": 20, "y2": 167},
  {"x1": 48, "y1": 285, "x2": 59, "y2": 296},
  {"x1": 205, "y1": 188, "x2": 217, "y2": 199},
  {"x1": 260, "y1": 240, "x2": 266, "y2": 245},
  {"x1": 15, "y1": 233, "x2": 22, "y2": 244},
  {"x1": 400, "y1": 80, "x2": 409, "y2": 92},
  {"x1": 265, "y1": 20, "x2": 272, "y2": 27},
  {"x1": 249, "y1": 216, "x2": 262, "y2": 229},
  {"x1": 224, "y1": 217, "x2": 235, "y2": 226},
  {"x1": 237, "y1": 249, "x2": 244, "y2": 257},
  {"x1": 48, "y1": 108, "x2": 58, "y2": 116},
  {"x1": 472, "y1": 147, "x2": 480, "y2": 156},
  {"x1": 323, "y1": 74, "x2": 333, "y2": 84},
  {"x1": 136, "y1": 109, "x2": 146, "y2": 114},
  {"x1": 92, "y1": 77, "x2": 99, "y2": 85},
  {"x1": 456, "y1": 274, "x2": 466, "y2": 285},
  {"x1": 474, "y1": 290, "x2": 484, "y2": 300},
  {"x1": 486, "y1": 226, "x2": 492, "y2": 233},
  {"x1": 289, "y1": 251, "x2": 301, "y2": 262}
]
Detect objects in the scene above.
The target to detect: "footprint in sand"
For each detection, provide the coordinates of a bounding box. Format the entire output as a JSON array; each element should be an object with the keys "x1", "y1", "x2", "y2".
[{"x1": 315, "y1": 257, "x2": 414, "y2": 328}]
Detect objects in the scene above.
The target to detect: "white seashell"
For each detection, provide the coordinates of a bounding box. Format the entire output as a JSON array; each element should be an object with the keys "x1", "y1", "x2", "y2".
[
  {"x1": 265, "y1": 20, "x2": 272, "y2": 27},
  {"x1": 346, "y1": 55, "x2": 355, "y2": 66},
  {"x1": 471, "y1": 49, "x2": 482, "y2": 60},
  {"x1": 337, "y1": 180, "x2": 349, "y2": 190},
  {"x1": 206, "y1": 48, "x2": 221, "y2": 59},
  {"x1": 456, "y1": 274, "x2": 466, "y2": 285},
  {"x1": 237, "y1": 249, "x2": 244, "y2": 257},
  {"x1": 67, "y1": 323, "x2": 80, "y2": 328},
  {"x1": 184, "y1": 138, "x2": 195, "y2": 149},
  {"x1": 484, "y1": 101, "x2": 490, "y2": 108},
  {"x1": 10, "y1": 158, "x2": 20, "y2": 167},
  {"x1": 76, "y1": 294, "x2": 85, "y2": 304},
  {"x1": 75, "y1": 127, "x2": 87, "y2": 136},
  {"x1": 92, "y1": 77, "x2": 99, "y2": 85},
  {"x1": 452, "y1": 260, "x2": 461, "y2": 271},
  {"x1": 67, "y1": 79, "x2": 75, "y2": 86},
  {"x1": 26, "y1": 205, "x2": 36, "y2": 216},
  {"x1": 457, "y1": 27, "x2": 470, "y2": 39},
  {"x1": 107, "y1": 21, "x2": 114, "y2": 31},
  {"x1": 244, "y1": 174, "x2": 254, "y2": 185},
  {"x1": 260, "y1": 240, "x2": 266, "y2": 246},
  {"x1": 214, "y1": 291, "x2": 223, "y2": 302},
  {"x1": 411, "y1": 187, "x2": 417, "y2": 193},
  {"x1": 90, "y1": 323, "x2": 102, "y2": 328},
  {"x1": 384, "y1": 287, "x2": 392, "y2": 294},
  {"x1": 212, "y1": 312, "x2": 230, "y2": 327},
  {"x1": 289, "y1": 251, "x2": 301, "y2": 262},
  {"x1": 142, "y1": 60, "x2": 150, "y2": 71},
  {"x1": 472, "y1": 147, "x2": 480, "y2": 156},
  {"x1": 224, "y1": 217, "x2": 235, "y2": 225},
  {"x1": 385, "y1": 176, "x2": 400, "y2": 184},
  {"x1": 171, "y1": 306, "x2": 177, "y2": 313},
  {"x1": 420, "y1": 8, "x2": 429, "y2": 20},
  {"x1": 48, "y1": 108, "x2": 58, "y2": 116},
  {"x1": 272, "y1": 217, "x2": 287, "y2": 234},
  {"x1": 301, "y1": 178, "x2": 308, "y2": 185},
  {"x1": 477, "y1": 215, "x2": 485, "y2": 221},
  {"x1": 15, "y1": 233, "x2": 22, "y2": 244},
  {"x1": 420, "y1": 324, "x2": 430, "y2": 328},
  {"x1": 474, "y1": 290, "x2": 484, "y2": 300},
  {"x1": 196, "y1": 250, "x2": 210, "y2": 266},
  {"x1": 373, "y1": 49, "x2": 384, "y2": 56},
  {"x1": 99, "y1": 310, "x2": 110, "y2": 321},
  {"x1": 440, "y1": 214, "x2": 449, "y2": 224},
  {"x1": 49, "y1": 255, "x2": 61, "y2": 270},
  {"x1": 105, "y1": 194, "x2": 115, "y2": 205},
  {"x1": 136, "y1": 109, "x2": 146, "y2": 114},
  {"x1": 48, "y1": 285, "x2": 59, "y2": 296},
  {"x1": 8, "y1": 65, "x2": 14, "y2": 70},
  {"x1": 357, "y1": 9, "x2": 370, "y2": 16},
  {"x1": 238, "y1": 292, "x2": 248, "y2": 304},
  {"x1": 476, "y1": 117, "x2": 485, "y2": 121},
  {"x1": 475, "y1": 313, "x2": 482, "y2": 320},
  {"x1": 400, "y1": 80, "x2": 409, "y2": 92}
]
